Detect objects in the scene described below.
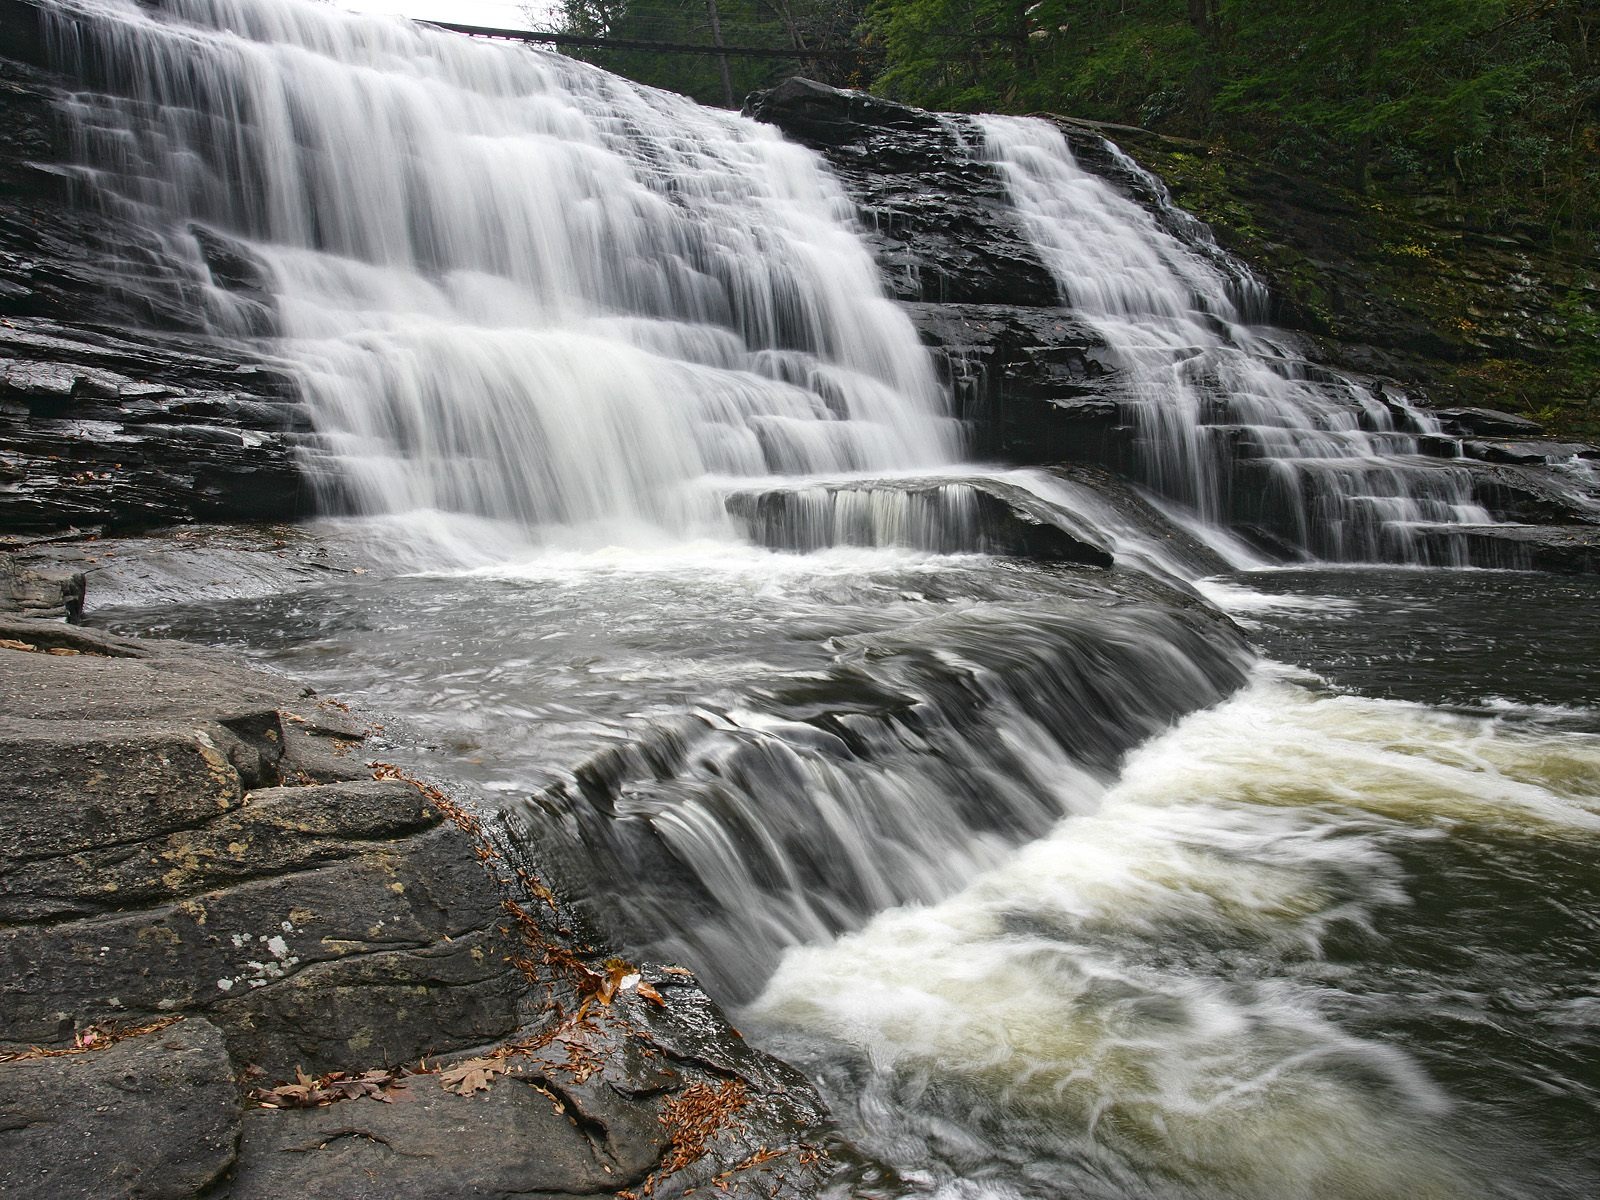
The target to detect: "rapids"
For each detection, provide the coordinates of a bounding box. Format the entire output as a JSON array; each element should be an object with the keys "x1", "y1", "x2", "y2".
[{"x1": 42, "y1": 1, "x2": 1600, "y2": 1197}]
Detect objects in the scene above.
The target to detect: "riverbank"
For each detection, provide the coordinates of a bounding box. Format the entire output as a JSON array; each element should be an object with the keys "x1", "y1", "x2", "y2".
[{"x1": 0, "y1": 603, "x2": 839, "y2": 1198}]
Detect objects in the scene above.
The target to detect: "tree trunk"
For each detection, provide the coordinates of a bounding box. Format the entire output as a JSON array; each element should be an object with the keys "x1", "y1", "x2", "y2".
[{"x1": 704, "y1": 0, "x2": 735, "y2": 107}]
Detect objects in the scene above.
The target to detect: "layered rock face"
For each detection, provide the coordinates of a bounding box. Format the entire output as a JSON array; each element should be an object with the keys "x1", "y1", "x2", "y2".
[
  {"x1": 0, "y1": 620, "x2": 836, "y2": 1198},
  {"x1": 746, "y1": 78, "x2": 1600, "y2": 572},
  {"x1": 3, "y1": 5, "x2": 1595, "y2": 567},
  {"x1": 0, "y1": 0, "x2": 318, "y2": 532},
  {"x1": 744, "y1": 79, "x2": 1122, "y2": 468}
]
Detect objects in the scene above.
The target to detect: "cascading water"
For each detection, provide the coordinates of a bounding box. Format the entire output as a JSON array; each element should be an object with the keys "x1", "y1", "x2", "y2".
[
  {"x1": 977, "y1": 116, "x2": 1498, "y2": 564},
  {"x1": 40, "y1": 4, "x2": 1600, "y2": 1198},
  {"x1": 48, "y1": 0, "x2": 959, "y2": 553},
  {"x1": 44, "y1": 0, "x2": 1256, "y2": 995}
]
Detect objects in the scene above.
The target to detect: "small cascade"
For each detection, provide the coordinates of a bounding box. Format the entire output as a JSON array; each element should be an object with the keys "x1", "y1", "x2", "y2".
[
  {"x1": 519, "y1": 583, "x2": 1248, "y2": 999},
  {"x1": 47, "y1": 0, "x2": 960, "y2": 553},
  {"x1": 977, "y1": 116, "x2": 1497, "y2": 564}
]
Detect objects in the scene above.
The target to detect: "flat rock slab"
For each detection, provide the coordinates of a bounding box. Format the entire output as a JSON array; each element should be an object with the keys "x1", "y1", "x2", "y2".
[
  {"x1": 0, "y1": 1018, "x2": 239, "y2": 1200},
  {"x1": 0, "y1": 616, "x2": 842, "y2": 1196}
]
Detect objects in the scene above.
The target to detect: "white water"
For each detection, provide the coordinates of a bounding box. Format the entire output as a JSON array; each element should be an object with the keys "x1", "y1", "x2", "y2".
[
  {"x1": 978, "y1": 117, "x2": 1497, "y2": 564},
  {"x1": 51, "y1": 0, "x2": 958, "y2": 554},
  {"x1": 752, "y1": 661, "x2": 1600, "y2": 1199}
]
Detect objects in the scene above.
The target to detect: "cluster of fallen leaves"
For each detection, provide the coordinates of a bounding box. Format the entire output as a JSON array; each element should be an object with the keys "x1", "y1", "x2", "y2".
[
  {"x1": 659, "y1": 1080, "x2": 751, "y2": 1175},
  {"x1": 252, "y1": 1065, "x2": 415, "y2": 1109},
  {"x1": 369, "y1": 760, "x2": 483, "y2": 838},
  {"x1": 501, "y1": 897, "x2": 666, "y2": 1015},
  {"x1": 251, "y1": 1052, "x2": 523, "y2": 1109},
  {"x1": 617, "y1": 1079, "x2": 753, "y2": 1199},
  {"x1": 0, "y1": 1016, "x2": 183, "y2": 1064},
  {"x1": 0, "y1": 638, "x2": 85, "y2": 656}
]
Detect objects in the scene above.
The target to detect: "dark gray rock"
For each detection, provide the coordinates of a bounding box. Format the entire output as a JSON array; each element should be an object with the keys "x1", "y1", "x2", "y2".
[
  {"x1": 0, "y1": 3, "x2": 329, "y2": 533},
  {"x1": 1429, "y1": 406, "x2": 1547, "y2": 438},
  {"x1": 0, "y1": 616, "x2": 843, "y2": 1195},
  {"x1": 746, "y1": 79, "x2": 1059, "y2": 308},
  {"x1": 234, "y1": 983, "x2": 829, "y2": 1199},
  {"x1": 1470, "y1": 461, "x2": 1600, "y2": 527},
  {"x1": 1459, "y1": 438, "x2": 1598, "y2": 466},
  {"x1": 1413, "y1": 524, "x2": 1600, "y2": 574},
  {"x1": 900, "y1": 302, "x2": 1131, "y2": 465},
  {"x1": 723, "y1": 475, "x2": 1116, "y2": 567},
  {"x1": 0, "y1": 1017, "x2": 240, "y2": 1200}
]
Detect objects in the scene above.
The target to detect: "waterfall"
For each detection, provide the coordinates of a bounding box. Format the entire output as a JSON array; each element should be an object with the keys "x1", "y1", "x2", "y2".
[
  {"x1": 47, "y1": 0, "x2": 959, "y2": 554},
  {"x1": 978, "y1": 116, "x2": 1496, "y2": 564}
]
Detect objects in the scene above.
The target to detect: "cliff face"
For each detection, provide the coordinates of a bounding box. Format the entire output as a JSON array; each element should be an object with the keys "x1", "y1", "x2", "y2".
[
  {"x1": 0, "y1": 0, "x2": 316, "y2": 533},
  {"x1": 1, "y1": 6, "x2": 1595, "y2": 568}
]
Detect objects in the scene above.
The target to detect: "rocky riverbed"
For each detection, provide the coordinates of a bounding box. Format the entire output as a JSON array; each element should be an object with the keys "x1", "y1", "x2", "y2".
[{"x1": 0, "y1": 608, "x2": 841, "y2": 1199}]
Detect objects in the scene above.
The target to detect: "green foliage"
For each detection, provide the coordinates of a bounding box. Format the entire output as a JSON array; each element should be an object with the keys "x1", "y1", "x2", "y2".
[{"x1": 863, "y1": 0, "x2": 1600, "y2": 244}]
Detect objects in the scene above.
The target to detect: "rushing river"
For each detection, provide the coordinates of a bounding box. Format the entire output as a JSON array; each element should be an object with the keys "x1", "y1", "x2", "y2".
[{"x1": 98, "y1": 556, "x2": 1600, "y2": 1200}]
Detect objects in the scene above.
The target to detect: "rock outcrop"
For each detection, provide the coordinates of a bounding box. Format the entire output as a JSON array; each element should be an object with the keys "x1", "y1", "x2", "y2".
[
  {"x1": 1, "y1": 0, "x2": 323, "y2": 533},
  {"x1": 0, "y1": 618, "x2": 839, "y2": 1198}
]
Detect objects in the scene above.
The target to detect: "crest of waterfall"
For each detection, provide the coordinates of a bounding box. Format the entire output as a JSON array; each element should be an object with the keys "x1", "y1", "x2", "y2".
[
  {"x1": 977, "y1": 116, "x2": 1496, "y2": 564},
  {"x1": 47, "y1": 0, "x2": 959, "y2": 552}
]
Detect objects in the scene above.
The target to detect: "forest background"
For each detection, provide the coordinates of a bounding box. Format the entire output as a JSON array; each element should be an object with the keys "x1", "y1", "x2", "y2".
[{"x1": 530, "y1": 0, "x2": 1597, "y2": 243}]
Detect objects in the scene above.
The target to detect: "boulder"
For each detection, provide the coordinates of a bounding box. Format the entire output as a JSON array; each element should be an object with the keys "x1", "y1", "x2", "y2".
[{"x1": 0, "y1": 1018, "x2": 240, "y2": 1200}]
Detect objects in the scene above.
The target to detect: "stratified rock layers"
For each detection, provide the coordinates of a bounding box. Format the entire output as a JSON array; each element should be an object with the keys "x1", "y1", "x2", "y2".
[{"x1": 0, "y1": 621, "x2": 835, "y2": 1198}]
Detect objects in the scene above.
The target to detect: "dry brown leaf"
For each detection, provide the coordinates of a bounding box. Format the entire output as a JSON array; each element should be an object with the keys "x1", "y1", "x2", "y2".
[
  {"x1": 250, "y1": 1064, "x2": 412, "y2": 1109},
  {"x1": 635, "y1": 980, "x2": 668, "y2": 1007},
  {"x1": 437, "y1": 1056, "x2": 507, "y2": 1096}
]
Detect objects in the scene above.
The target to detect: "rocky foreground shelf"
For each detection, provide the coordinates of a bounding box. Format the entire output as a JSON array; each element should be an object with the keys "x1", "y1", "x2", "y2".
[{"x1": 0, "y1": 615, "x2": 840, "y2": 1199}]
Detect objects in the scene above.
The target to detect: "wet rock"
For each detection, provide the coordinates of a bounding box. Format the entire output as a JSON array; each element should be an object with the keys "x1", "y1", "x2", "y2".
[
  {"x1": 899, "y1": 303, "x2": 1132, "y2": 466},
  {"x1": 1431, "y1": 406, "x2": 1546, "y2": 437},
  {"x1": 723, "y1": 475, "x2": 1115, "y2": 567},
  {"x1": 0, "y1": 616, "x2": 843, "y2": 1195},
  {"x1": 1458, "y1": 438, "x2": 1599, "y2": 466},
  {"x1": 1413, "y1": 524, "x2": 1600, "y2": 574},
  {"x1": 0, "y1": 1017, "x2": 240, "y2": 1200},
  {"x1": 747, "y1": 79, "x2": 1059, "y2": 308},
  {"x1": 0, "y1": 7, "x2": 327, "y2": 533},
  {"x1": 1470, "y1": 462, "x2": 1600, "y2": 526}
]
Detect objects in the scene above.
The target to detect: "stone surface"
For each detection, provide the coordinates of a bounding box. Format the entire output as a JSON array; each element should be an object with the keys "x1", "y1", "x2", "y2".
[
  {"x1": 0, "y1": 2, "x2": 330, "y2": 533},
  {"x1": 233, "y1": 980, "x2": 830, "y2": 1199},
  {"x1": 747, "y1": 79, "x2": 1600, "y2": 569},
  {"x1": 0, "y1": 616, "x2": 842, "y2": 1196},
  {"x1": 1431, "y1": 406, "x2": 1547, "y2": 437},
  {"x1": 724, "y1": 474, "x2": 1116, "y2": 566},
  {"x1": 0, "y1": 553, "x2": 83, "y2": 618},
  {"x1": 0, "y1": 1018, "x2": 241, "y2": 1200},
  {"x1": 746, "y1": 78, "x2": 1059, "y2": 308},
  {"x1": 1414, "y1": 523, "x2": 1600, "y2": 575}
]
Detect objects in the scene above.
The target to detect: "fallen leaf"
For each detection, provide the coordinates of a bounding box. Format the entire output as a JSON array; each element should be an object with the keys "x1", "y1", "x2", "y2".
[
  {"x1": 636, "y1": 980, "x2": 668, "y2": 1007},
  {"x1": 438, "y1": 1056, "x2": 507, "y2": 1097}
]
